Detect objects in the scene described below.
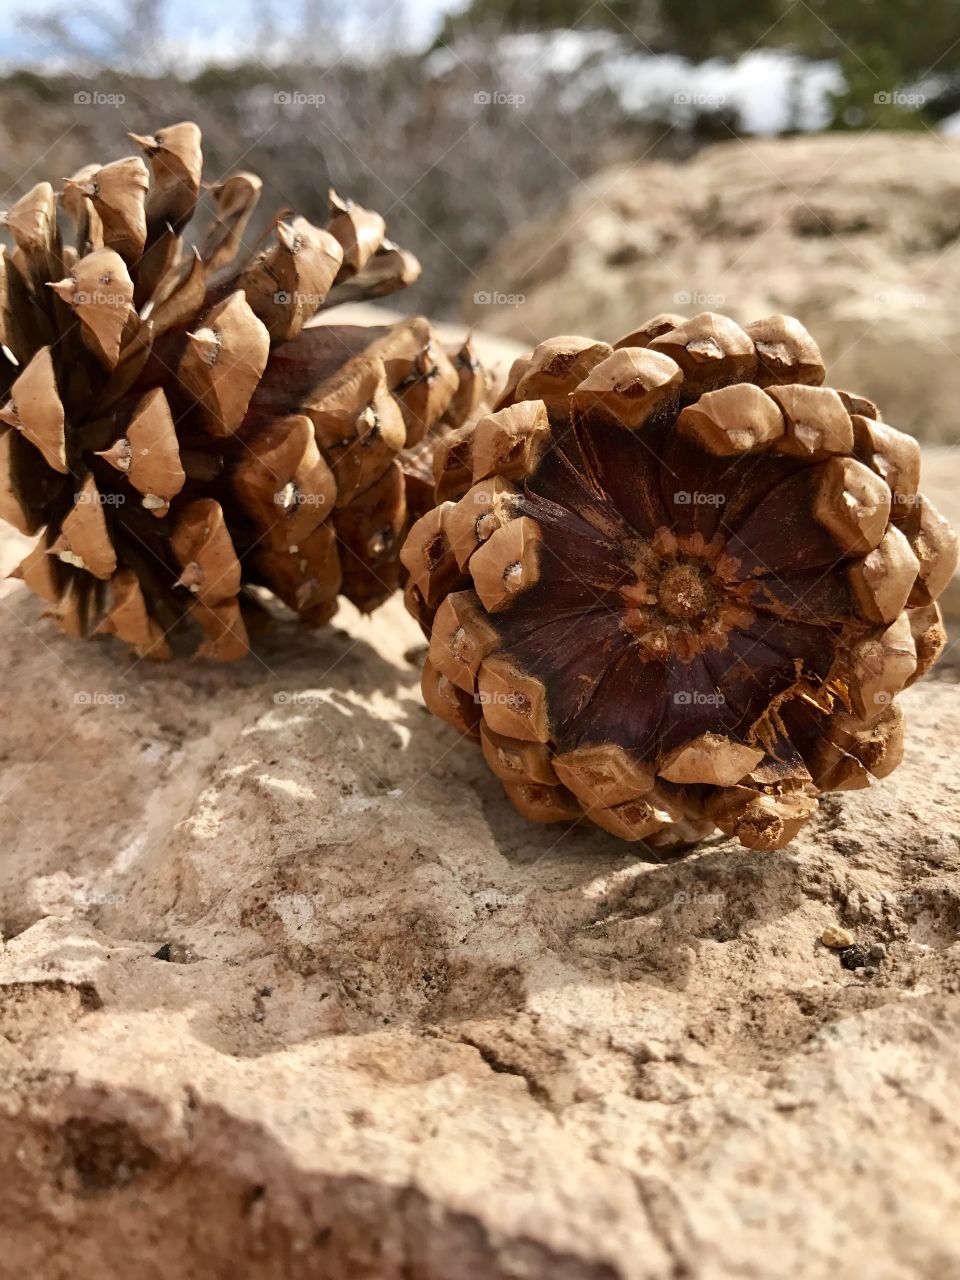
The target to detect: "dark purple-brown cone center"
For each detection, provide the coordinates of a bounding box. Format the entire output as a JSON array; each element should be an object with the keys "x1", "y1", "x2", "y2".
[{"x1": 657, "y1": 563, "x2": 709, "y2": 618}]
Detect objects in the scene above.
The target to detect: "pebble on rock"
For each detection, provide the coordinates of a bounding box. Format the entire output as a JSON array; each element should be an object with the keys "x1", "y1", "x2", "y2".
[
  {"x1": 840, "y1": 945, "x2": 870, "y2": 971},
  {"x1": 153, "y1": 942, "x2": 196, "y2": 964},
  {"x1": 821, "y1": 924, "x2": 855, "y2": 949}
]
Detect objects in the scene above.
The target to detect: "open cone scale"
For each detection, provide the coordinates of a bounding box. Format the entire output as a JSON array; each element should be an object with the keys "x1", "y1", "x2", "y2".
[
  {"x1": 0, "y1": 123, "x2": 486, "y2": 660},
  {"x1": 403, "y1": 311, "x2": 958, "y2": 851}
]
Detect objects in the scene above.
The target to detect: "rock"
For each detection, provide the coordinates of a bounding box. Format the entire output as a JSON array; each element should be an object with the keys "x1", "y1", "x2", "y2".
[
  {"x1": 839, "y1": 945, "x2": 871, "y2": 971},
  {"x1": 821, "y1": 925, "x2": 855, "y2": 949},
  {"x1": 153, "y1": 941, "x2": 197, "y2": 964},
  {"x1": 463, "y1": 134, "x2": 960, "y2": 448},
  {"x1": 1, "y1": 535, "x2": 960, "y2": 1278}
]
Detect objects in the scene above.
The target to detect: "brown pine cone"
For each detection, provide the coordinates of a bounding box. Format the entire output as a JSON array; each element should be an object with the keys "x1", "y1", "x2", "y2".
[
  {"x1": 0, "y1": 124, "x2": 487, "y2": 660},
  {"x1": 402, "y1": 312, "x2": 957, "y2": 852}
]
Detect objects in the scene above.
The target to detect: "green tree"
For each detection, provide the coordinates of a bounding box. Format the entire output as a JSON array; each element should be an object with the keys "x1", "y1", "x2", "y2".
[{"x1": 444, "y1": 0, "x2": 960, "y2": 127}]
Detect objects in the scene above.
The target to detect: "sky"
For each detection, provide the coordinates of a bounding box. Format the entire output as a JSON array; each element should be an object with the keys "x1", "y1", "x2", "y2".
[{"x1": 0, "y1": 0, "x2": 463, "y2": 70}]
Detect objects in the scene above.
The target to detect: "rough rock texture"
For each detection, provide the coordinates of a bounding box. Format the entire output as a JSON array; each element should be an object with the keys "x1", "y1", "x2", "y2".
[
  {"x1": 2, "y1": 500, "x2": 960, "y2": 1276},
  {"x1": 463, "y1": 134, "x2": 960, "y2": 443}
]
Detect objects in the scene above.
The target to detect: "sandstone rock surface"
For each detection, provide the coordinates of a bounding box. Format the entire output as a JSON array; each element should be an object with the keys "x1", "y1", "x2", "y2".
[
  {"x1": 463, "y1": 134, "x2": 960, "y2": 443},
  {"x1": 1, "y1": 537, "x2": 960, "y2": 1277}
]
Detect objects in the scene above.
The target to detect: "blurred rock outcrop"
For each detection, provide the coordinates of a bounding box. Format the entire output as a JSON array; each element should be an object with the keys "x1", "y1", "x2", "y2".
[{"x1": 465, "y1": 133, "x2": 960, "y2": 443}]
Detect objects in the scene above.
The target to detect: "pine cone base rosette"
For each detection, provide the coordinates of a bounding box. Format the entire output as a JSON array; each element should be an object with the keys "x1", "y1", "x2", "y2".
[
  {"x1": 0, "y1": 124, "x2": 486, "y2": 660},
  {"x1": 403, "y1": 312, "x2": 958, "y2": 852}
]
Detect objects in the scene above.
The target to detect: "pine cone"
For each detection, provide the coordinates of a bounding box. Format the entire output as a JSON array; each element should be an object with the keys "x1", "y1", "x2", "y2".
[
  {"x1": 0, "y1": 124, "x2": 486, "y2": 659},
  {"x1": 402, "y1": 312, "x2": 958, "y2": 852}
]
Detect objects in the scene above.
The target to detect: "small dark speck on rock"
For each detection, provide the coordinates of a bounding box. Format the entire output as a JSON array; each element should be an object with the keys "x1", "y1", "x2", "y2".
[
  {"x1": 154, "y1": 942, "x2": 196, "y2": 964},
  {"x1": 258, "y1": 986, "x2": 273, "y2": 997},
  {"x1": 840, "y1": 945, "x2": 870, "y2": 971},
  {"x1": 709, "y1": 920, "x2": 738, "y2": 943}
]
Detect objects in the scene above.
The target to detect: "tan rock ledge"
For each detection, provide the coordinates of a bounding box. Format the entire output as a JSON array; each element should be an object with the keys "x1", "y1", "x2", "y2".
[{"x1": 1, "y1": 523, "x2": 959, "y2": 1278}]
